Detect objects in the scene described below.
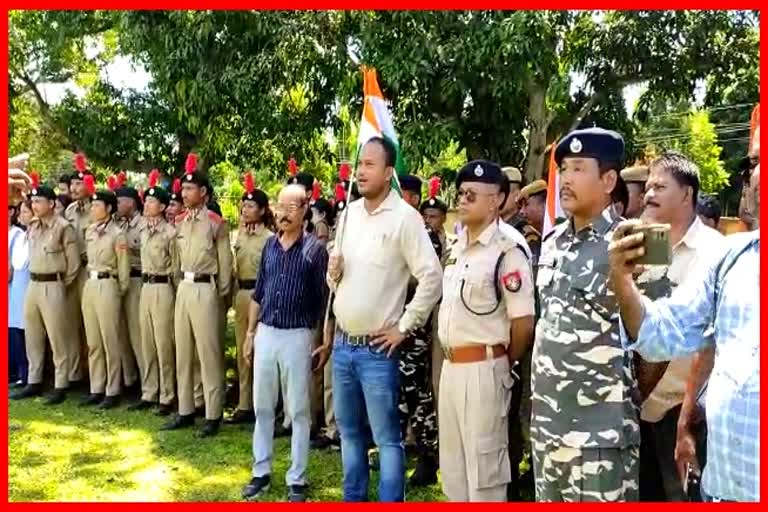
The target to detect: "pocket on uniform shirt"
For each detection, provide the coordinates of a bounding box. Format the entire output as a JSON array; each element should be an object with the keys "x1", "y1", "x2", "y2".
[
  {"x1": 570, "y1": 270, "x2": 617, "y2": 322},
  {"x1": 43, "y1": 245, "x2": 63, "y2": 254},
  {"x1": 474, "y1": 435, "x2": 511, "y2": 489},
  {"x1": 466, "y1": 272, "x2": 499, "y2": 313}
]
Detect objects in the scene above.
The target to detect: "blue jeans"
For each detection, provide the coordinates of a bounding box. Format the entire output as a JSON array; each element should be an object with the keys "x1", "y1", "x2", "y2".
[
  {"x1": 8, "y1": 328, "x2": 27, "y2": 384},
  {"x1": 333, "y1": 338, "x2": 404, "y2": 502}
]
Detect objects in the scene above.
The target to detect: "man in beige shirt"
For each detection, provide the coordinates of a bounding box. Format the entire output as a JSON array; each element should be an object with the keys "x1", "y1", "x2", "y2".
[
  {"x1": 634, "y1": 151, "x2": 723, "y2": 501},
  {"x1": 438, "y1": 160, "x2": 535, "y2": 502},
  {"x1": 325, "y1": 137, "x2": 442, "y2": 502}
]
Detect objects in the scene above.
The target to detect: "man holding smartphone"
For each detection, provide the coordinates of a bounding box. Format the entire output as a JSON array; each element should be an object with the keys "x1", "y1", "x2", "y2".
[{"x1": 530, "y1": 128, "x2": 641, "y2": 502}]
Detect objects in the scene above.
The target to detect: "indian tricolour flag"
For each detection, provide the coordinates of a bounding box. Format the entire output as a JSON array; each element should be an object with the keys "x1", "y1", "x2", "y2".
[
  {"x1": 355, "y1": 66, "x2": 407, "y2": 194},
  {"x1": 543, "y1": 140, "x2": 565, "y2": 237}
]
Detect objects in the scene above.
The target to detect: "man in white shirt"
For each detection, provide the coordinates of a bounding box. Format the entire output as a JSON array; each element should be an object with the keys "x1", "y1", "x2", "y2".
[
  {"x1": 325, "y1": 137, "x2": 442, "y2": 502},
  {"x1": 634, "y1": 151, "x2": 723, "y2": 501}
]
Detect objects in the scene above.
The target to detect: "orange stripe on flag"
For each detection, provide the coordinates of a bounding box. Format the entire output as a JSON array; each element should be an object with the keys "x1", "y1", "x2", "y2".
[
  {"x1": 748, "y1": 103, "x2": 760, "y2": 153},
  {"x1": 546, "y1": 143, "x2": 558, "y2": 222}
]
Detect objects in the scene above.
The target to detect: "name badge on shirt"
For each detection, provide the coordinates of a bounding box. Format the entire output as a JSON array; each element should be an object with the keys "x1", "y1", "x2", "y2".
[{"x1": 183, "y1": 271, "x2": 196, "y2": 282}]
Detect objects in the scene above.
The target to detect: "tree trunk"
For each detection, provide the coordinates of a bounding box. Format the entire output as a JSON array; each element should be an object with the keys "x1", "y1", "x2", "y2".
[{"x1": 524, "y1": 80, "x2": 550, "y2": 183}]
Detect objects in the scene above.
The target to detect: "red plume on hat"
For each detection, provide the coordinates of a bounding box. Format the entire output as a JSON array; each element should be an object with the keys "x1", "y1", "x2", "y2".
[
  {"x1": 148, "y1": 169, "x2": 161, "y2": 188},
  {"x1": 83, "y1": 174, "x2": 96, "y2": 196},
  {"x1": 107, "y1": 175, "x2": 118, "y2": 191},
  {"x1": 74, "y1": 153, "x2": 87, "y2": 173},
  {"x1": 244, "y1": 172, "x2": 255, "y2": 194},
  {"x1": 335, "y1": 182, "x2": 346, "y2": 202},
  {"x1": 311, "y1": 180, "x2": 321, "y2": 201},
  {"x1": 172, "y1": 178, "x2": 182, "y2": 195},
  {"x1": 339, "y1": 162, "x2": 351, "y2": 181},
  {"x1": 428, "y1": 176, "x2": 441, "y2": 199},
  {"x1": 117, "y1": 170, "x2": 127, "y2": 187},
  {"x1": 29, "y1": 170, "x2": 40, "y2": 190},
  {"x1": 288, "y1": 157, "x2": 298, "y2": 177},
  {"x1": 185, "y1": 153, "x2": 198, "y2": 175}
]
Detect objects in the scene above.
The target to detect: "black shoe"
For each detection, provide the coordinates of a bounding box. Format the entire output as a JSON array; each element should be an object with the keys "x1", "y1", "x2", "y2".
[
  {"x1": 199, "y1": 417, "x2": 221, "y2": 438},
  {"x1": 156, "y1": 403, "x2": 173, "y2": 417},
  {"x1": 242, "y1": 475, "x2": 271, "y2": 501},
  {"x1": 225, "y1": 409, "x2": 255, "y2": 424},
  {"x1": 310, "y1": 435, "x2": 334, "y2": 450},
  {"x1": 124, "y1": 382, "x2": 141, "y2": 399},
  {"x1": 409, "y1": 454, "x2": 438, "y2": 487},
  {"x1": 98, "y1": 395, "x2": 121, "y2": 409},
  {"x1": 79, "y1": 393, "x2": 105, "y2": 407},
  {"x1": 44, "y1": 388, "x2": 68, "y2": 406},
  {"x1": 287, "y1": 484, "x2": 308, "y2": 502},
  {"x1": 160, "y1": 414, "x2": 195, "y2": 431},
  {"x1": 194, "y1": 406, "x2": 205, "y2": 418},
  {"x1": 274, "y1": 423, "x2": 292, "y2": 438},
  {"x1": 10, "y1": 383, "x2": 42, "y2": 400},
  {"x1": 127, "y1": 400, "x2": 155, "y2": 411},
  {"x1": 10, "y1": 380, "x2": 26, "y2": 389},
  {"x1": 68, "y1": 379, "x2": 89, "y2": 393}
]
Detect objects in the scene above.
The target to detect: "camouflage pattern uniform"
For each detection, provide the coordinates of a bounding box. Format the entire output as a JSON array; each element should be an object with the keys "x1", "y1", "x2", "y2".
[
  {"x1": 531, "y1": 207, "x2": 640, "y2": 502},
  {"x1": 397, "y1": 226, "x2": 442, "y2": 459}
]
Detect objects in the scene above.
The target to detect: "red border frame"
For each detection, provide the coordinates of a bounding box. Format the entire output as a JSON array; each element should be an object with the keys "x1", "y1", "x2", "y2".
[{"x1": 1, "y1": 4, "x2": 764, "y2": 508}]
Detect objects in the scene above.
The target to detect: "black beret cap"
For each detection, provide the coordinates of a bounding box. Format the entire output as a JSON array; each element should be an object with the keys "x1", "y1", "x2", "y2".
[
  {"x1": 145, "y1": 186, "x2": 170, "y2": 206},
  {"x1": 183, "y1": 170, "x2": 211, "y2": 190},
  {"x1": 455, "y1": 159, "x2": 504, "y2": 190},
  {"x1": 115, "y1": 186, "x2": 142, "y2": 204},
  {"x1": 419, "y1": 197, "x2": 448, "y2": 214},
  {"x1": 30, "y1": 185, "x2": 57, "y2": 201},
  {"x1": 287, "y1": 172, "x2": 315, "y2": 191},
  {"x1": 93, "y1": 189, "x2": 118, "y2": 213},
  {"x1": 399, "y1": 174, "x2": 422, "y2": 196},
  {"x1": 242, "y1": 188, "x2": 268, "y2": 205},
  {"x1": 555, "y1": 127, "x2": 625, "y2": 168}
]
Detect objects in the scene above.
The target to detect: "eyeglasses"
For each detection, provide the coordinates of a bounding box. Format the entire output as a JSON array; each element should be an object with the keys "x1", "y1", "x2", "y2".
[
  {"x1": 273, "y1": 202, "x2": 306, "y2": 214},
  {"x1": 455, "y1": 189, "x2": 498, "y2": 204}
]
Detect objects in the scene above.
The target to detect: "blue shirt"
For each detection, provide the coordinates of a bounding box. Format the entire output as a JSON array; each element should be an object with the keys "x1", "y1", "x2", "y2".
[
  {"x1": 8, "y1": 226, "x2": 30, "y2": 330},
  {"x1": 622, "y1": 230, "x2": 759, "y2": 502},
  {"x1": 253, "y1": 233, "x2": 329, "y2": 330}
]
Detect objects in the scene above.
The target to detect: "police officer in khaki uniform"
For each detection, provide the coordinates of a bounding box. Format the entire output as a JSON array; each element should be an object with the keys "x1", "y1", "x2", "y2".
[
  {"x1": 620, "y1": 165, "x2": 649, "y2": 219},
  {"x1": 162, "y1": 153, "x2": 233, "y2": 437},
  {"x1": 63, "y1": 153, "x2": 93, "y2": 387},
  {"x1": 115, "y1": 181, "x2": 145, "y2": 393},
  {"x1": 500, "y1": 166, "x2": 525, "y2": 229},
  {"x1": 79, "y1": 176, "x2": 132, "y2": 409},
  {"x1": 517, "y1": 179, "x2": 547, "y2": 266},
  {"x1": 166, "y1": 178, "x2": 184, "y2": 223},
  {"x1": 438, "y1": 160, "x2": 536, "y2": 502},
  {"x1": 129, "y1": 171, "x2": 180, "y2": 415},
  {"x1": 532, "y1": 128, "x2": 640, "y2": 502},
  {"x1": 228, "y1": 174, "x2": 272, "y2": 424},
  {"x1": 12, "y1": 177, "x2": 80, "y2": 404}
]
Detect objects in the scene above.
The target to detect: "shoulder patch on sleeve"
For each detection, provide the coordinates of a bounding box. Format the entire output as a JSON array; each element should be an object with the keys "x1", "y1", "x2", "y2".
[
  {"x1": 501, "y1": 270, "x2": 522, "y2": 293},
  {"x1": 207, "y1": 210, "x2": 223, "y2": 224}
]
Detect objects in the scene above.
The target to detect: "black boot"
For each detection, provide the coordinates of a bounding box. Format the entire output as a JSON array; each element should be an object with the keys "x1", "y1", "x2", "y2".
[
  {"x1": 79, "y1": 393, "x2": 105, "y2": 407},
  {"x1": 409, "y1": 453, "x2": 438, "y2": 487},
  {"x1": 199, "y1": 417, "x2": 222, "y2": 438},
  {"x1": 127, "y1": 400, "x2": 156, "y2": 411},
  {"x1": 98, "y1": 395, "x2": 121, "y2": 409},
  {"x1": 160, "y1": 414, "x2": 195, "y2": 431},
  {"x1": 68, "y1": 379, "x2": 89, "y2": 393},
  {"x1": 10, "y1": 383, "x2": 42, "y2": 400},
  {"x1": 44, "y1": 388, "x2": 68, "y2": 405},
  {"x1": 156, "y1": 403, "x2": 173, "y2": 417},
  {"x1": 225, "y1": 409, "x2": 255, "y2": 424}
]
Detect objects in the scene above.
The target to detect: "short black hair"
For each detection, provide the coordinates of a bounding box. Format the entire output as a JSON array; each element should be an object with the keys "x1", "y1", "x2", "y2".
[
  {"x1": 364, "y1": 137, "x2": 397, "y2": 168},
  {"x1": 650, "y1": 150, "x2": 700, "y2": 207},
  {"x1": 697, "y1": 193, "x2": 722, "y2": 226}
]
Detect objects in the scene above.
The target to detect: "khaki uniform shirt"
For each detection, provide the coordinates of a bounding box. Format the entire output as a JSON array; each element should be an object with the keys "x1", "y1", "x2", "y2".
[
  {"x1": 85, "y1": 219, "x2": 131, "y2": 295},
  {"x1": 331, "y1": 192, "x2": 442, "y2": 336},
  {"x1": 438, "y1": 222, "x2": 535, "y2": 347},
  {"x1": 116, "y1": 211, "x2": 144, "y2": 271},
  {"x1": 26, "y1": 215, "x2": 80, "y2": 286},
  {"x1": 234, "y1": 224, "x2": 272, "y2": 281},
  {"x1": 175, "y1": 206, "x2": 233, "y2": 297},
  {"x1": 639, "y1": 217, "x2": 724, "y2": 422},
  {"x1": 64, "y1": 199, "x2": 92, "y2": 260},
  {"x1": 140, "y1": 218, "x2": 179, "y2": 282},
  {"x1": 532, "y1": 207, "x2": 640, "y2": 449}
]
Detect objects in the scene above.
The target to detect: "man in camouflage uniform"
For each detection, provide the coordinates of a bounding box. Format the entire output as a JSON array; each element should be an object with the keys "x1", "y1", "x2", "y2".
[
  {"x1": 531, "y1": 128, "x2": 640, "y2": 502},
  {"x1": 397, "y1": 174, "x2": 441, "y2": 486}
]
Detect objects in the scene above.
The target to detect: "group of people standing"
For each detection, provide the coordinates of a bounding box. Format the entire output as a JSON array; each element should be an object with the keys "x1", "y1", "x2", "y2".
[{"x1": 8, "y1": 122, "x2": 759, "y2": 504}]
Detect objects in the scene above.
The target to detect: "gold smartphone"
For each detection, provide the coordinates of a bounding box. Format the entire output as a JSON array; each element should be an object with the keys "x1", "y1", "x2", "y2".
[{"x1": 629, "y1": 223, "x2": 671, "y2": 265}]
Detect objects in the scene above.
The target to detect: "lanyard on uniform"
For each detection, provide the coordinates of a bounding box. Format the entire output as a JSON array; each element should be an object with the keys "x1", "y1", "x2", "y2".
[{"x1": 459, "y1": 250, "x2": 506, "y2": 316}]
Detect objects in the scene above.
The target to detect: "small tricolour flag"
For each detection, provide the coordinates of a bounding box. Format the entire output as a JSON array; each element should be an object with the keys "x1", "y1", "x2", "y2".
[
  {"x1": 355, "y1": 66, "x2": 407, "y2": 195},
  {"x1": 543, "y1": 140, "x2": 565, "y2": 237},
  {"x1": 748, "y1": 103, "x2": 760, "y2": 153}
]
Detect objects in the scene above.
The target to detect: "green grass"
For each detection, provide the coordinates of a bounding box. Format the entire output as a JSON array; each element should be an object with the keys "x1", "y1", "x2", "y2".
[{"x1": 8, "y1": 396, "x2": 445, "y2": 502}]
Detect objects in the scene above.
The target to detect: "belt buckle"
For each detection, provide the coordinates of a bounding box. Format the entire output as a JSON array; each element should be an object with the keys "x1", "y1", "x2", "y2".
[
  {"x1": 183, "y1": 271, "x2": 195, "y2": 282},
  {"x1": 89, "y1": 270, "x2": 99, "y2": 280}
]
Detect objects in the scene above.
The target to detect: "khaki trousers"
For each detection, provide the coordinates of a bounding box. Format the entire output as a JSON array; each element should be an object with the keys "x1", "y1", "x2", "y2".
[
  {"x1": 23, "y1": 280, "x2": 70, "y2": 389},
  {"x1": 139, "y1": 282, "x2": 176, "y2": 404},
  {"x1": 233, "y1": 289, "x2": 254, "y2": 411},
  {"x1": 119, "y1": 276, "x2": 142, "y2": 386},
  {"x1": 64, "y1": 267, "x2": 88, "y2": 381},
  {"x1": 439, "y1": 355, "x2": 513, "y2": 502},
  {"x1": 82, "y1": 278, "x2": 123, "y2": 396},
  {"x1": 175, "y1": 281, "x2": 224, "y2": 420}
]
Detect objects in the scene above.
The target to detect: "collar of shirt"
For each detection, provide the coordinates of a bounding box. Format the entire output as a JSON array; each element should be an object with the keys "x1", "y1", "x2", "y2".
[
  {"x1": 355, "y1": 188, "x2": 400, "y2": 216},
  {"x1": 144, "y1": 215, "x2": 164, "y2": 233},
  {"x1": 242, "y1": 223, "x2": 266, "y2": 236},
  {"x1": 566, "y1": 205, "x2": 617, "y2": 237},
  {"x1": 456, "y1": 221, "x2": 498, "y2": 252},
  {"x1": 94, "y1": 218, "x2": 112, "y2": 236},
  {"x1": 675, "y1": 215, "x2": 706, "y2": 251},
  {"x1": 76, "y1": 199, "x2": 90, "y2": 213}
]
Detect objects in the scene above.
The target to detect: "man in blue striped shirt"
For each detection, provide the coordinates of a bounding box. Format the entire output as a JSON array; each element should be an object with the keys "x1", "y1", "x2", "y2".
[
  {"x1": 240, "y1": 184, "x2": 329, "y2": 503},
  {"x1": 608, "y1": 164, "x2": 760, "y2": 502}
]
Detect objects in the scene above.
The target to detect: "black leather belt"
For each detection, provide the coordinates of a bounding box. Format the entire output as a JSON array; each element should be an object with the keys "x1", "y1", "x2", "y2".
[
  {"x1": 182, "y1": 272, "x2": 217, "y2": 283},
  {"x1": 143, "y1": 274, "x2": 170, "y2": 284},
  {"x1": 239, "y1": 279, "x2": 257, "y2": 289},
  {"x1": 30, "y1": 272, "x2": 63, "y2": 282},
  {"x1": 89, "y1": 271, "x2": 115, "y2": 280},
  {"x1": 80, "y1": 256, "x2": 87, "y2": 267},
  {"x1": 130, "y1": 269, "x2": 142, "y2": 278},
  {"x1": 336, "y1": 329, "x2": 373, "y2": 347}
]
